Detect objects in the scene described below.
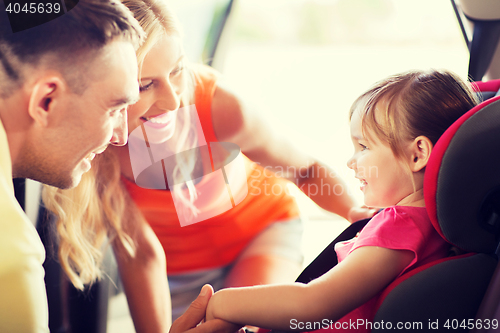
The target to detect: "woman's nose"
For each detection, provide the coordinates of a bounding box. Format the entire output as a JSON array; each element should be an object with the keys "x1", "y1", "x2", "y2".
[{"x1": 156, "y1": 81, "x2": 180, "y2": 112}]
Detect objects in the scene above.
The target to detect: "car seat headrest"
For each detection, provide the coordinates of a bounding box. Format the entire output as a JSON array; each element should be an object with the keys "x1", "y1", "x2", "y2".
[
  {"x1": 459, "y1": 0, "x2": 500, "y2": 21},
  {"x1": 425, "y1": 96, "x2": 500, "y2": 254},
  {"x1": 473, "y1": 80, "x2": 500, "y2": 101}
]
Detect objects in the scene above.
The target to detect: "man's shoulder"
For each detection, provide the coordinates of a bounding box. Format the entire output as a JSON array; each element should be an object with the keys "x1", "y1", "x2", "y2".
[
  {"x1": 0, "y1": 180, "x2": 45, "y2": 275},
  {"x1": 0, "y1": 179, "x2": 49, "y2": 332}
]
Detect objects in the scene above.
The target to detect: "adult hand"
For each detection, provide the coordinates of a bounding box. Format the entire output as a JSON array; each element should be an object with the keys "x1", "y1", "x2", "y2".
[
  {"x1": 170, "y1": 284, "x2": 242, "y2": 333},
  {"x1": 347, "y1": 206, "x2": 378, "y2": 223}
]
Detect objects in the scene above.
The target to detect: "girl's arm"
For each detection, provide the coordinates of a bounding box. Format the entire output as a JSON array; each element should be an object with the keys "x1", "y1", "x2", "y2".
[
  {"x1": 211, "y1": 85, "x2": 374, "y2": 222},
  {"x1": 206, "y1": 246, "x2": 414, "y2": 331},
  {"x1": 113, "y1": 218, "x2": 172, "y2": 333}
]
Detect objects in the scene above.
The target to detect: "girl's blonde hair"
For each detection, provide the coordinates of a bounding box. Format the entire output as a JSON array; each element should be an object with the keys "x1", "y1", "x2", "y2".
[
  {"x1": 350, "y1": 69, "x2": 478, "y2": 162},
  {"x1": 43, "y1": 0, "x2": 198, "y2": 289}
]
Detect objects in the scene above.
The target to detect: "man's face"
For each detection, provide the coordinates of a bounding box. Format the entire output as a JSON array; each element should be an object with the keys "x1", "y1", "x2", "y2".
[{"x1": 24, "y1": 40, "x2": 139, "y2": 189}]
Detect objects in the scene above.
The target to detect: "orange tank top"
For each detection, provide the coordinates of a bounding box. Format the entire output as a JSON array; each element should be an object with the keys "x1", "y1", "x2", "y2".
[{"x1": 123, "y1": 65, "x2": 300, "y2": 274}]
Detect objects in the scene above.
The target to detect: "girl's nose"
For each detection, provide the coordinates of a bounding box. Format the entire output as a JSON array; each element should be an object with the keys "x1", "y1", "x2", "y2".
[{"x1": 347, "y1": 156, "x2": 356, "y2": 170}]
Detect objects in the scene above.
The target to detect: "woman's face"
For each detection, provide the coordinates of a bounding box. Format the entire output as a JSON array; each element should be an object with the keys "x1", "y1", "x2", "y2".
[{"x1": 127, "y1": 34, "x2": 186, "y2": 143}]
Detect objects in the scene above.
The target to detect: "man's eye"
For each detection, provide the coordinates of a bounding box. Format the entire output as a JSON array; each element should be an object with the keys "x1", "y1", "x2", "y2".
[{"x1": 111, "y1": 107, "x2": 126, "y2": 116}]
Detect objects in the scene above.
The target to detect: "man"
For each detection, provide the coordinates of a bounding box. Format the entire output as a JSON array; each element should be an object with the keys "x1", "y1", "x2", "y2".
[
  {"x1": 0, "y1": 1, "x2": 142, "y2": 331},
  {"x1": 0, "y1": 1, "x2": 239, "y2": 332}
]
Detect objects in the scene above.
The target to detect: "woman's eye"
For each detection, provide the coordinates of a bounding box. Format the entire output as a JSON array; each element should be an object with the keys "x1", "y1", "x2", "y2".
[
  {"x1": 140, "y1": 81, "x2": 154, "y2": 92},
  {"x1": 171, "y1": 65, "x2": 184, "y2": 76}
]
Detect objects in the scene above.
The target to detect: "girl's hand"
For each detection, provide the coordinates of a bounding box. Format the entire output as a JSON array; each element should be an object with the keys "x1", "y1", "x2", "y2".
[
  {"x1": 170, "y1": 284, "x2": 241, "y2": 333},
  {"x1": 347, "y1": 206, "x2": 378, "y2": 223},
  {"x1": 170, "y1": 284, "x2": 213, "y2": 333},
  {"x1": 205, "y1": 290, "x2": 218, "y2": 321}
]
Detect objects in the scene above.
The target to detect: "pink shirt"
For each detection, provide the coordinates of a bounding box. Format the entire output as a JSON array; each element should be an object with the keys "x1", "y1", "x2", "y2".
[{"x1": 318, "y1": 206, "x2": 449, "y2": 332}]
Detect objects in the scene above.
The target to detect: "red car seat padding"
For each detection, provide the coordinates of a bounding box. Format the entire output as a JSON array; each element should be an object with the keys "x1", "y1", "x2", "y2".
[{"x1": 424, "y1": 96, "x2": 500, "y2": 253}]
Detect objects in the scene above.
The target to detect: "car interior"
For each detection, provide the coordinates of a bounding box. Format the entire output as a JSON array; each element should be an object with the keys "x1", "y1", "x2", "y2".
[{"x1": 12, "y1": 0, "x2": 500, "y2": 331}]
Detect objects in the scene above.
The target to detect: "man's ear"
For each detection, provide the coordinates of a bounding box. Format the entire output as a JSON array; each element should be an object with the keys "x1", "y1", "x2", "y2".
[
  {"x1": 28, "y1": 75, "x2": 67, "y2": 127},
  {"x1": 409, "y1": 135, "x2": 433, "y2": 172}
]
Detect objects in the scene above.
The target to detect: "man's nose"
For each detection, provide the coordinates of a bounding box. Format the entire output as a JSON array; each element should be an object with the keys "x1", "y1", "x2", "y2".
[{"x1": 110, "y1": 111, "x2": 128, "y2": 146}]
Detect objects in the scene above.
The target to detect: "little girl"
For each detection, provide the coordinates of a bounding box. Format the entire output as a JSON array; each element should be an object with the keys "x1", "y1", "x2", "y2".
[{"x1": 203, "y1": 69, "x2": 478, "y2": 331}]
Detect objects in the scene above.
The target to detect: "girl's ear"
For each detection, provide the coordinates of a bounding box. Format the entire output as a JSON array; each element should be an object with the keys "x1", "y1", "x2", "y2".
[{"x1": 409, "y1": 135, "x2": 433, "y2": 172}]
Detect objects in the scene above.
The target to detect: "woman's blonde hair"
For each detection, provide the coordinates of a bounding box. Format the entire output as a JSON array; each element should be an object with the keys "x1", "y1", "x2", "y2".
[{"x1": 43, "y1": 0, "x2": 198, "y2": 289}]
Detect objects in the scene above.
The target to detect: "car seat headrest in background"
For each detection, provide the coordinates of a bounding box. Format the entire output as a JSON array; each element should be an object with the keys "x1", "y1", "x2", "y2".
[
  {"x1": 473, "y1": 79, "x2": 500, "y2": 101},
  {"x1": 459, "y1": 0, "x2": 500, "y2": 21},
  {"x1": 424, "y1": 96, "x2": 500, "y2": 254}
]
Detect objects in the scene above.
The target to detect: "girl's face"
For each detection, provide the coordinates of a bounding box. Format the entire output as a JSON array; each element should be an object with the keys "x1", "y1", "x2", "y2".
[
  {"x1": 127, "y1": 34, "x2": 186, "y2": 143},
  {"x1": 347, "y1": 106, "x2": 415, "y2": 208}
]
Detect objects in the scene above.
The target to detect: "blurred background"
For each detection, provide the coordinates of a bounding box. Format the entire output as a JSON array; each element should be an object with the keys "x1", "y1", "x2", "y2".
[{"x1": 191, "y1": 0, "x2": 469, "y2": 264}]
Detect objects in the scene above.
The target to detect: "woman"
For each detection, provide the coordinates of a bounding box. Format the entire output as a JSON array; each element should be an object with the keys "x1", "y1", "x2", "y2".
[{"x1": 43, "y1": 0, "x2": 373, "y2": 331}]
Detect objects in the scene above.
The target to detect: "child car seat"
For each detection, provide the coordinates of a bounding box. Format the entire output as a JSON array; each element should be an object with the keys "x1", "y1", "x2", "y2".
[
  {"x1": 296, "y1": 80, "x2": 500, "y2": 332},
  {"x1": 469, "y1": 83, "x2": 500, "y2": 332}
]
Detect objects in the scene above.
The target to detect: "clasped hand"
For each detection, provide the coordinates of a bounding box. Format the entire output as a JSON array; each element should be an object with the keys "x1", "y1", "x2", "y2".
[{"x1": 170, "y1": 285, "x2": 241, "y2": 333}]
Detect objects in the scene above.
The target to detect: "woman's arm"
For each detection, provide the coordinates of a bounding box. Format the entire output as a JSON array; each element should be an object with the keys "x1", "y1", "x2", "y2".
[
  {"x1": 206, "y1": 246, "x2": 414, "y2": 331},
  {"x1": 113, "y1": 218, "x2": 172, "y2": 333},
  {"x1": 211, "y1": 85, "x2": 373, "y2": 222}
]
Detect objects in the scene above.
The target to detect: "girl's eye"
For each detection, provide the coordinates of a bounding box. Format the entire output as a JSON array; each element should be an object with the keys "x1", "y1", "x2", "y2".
[
  {"x1": 359, "y1": 143, "x2": 368, "y2": 151},
  {"x1": 140, "y1": 81, "x2": 154, "y2": 92}
]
